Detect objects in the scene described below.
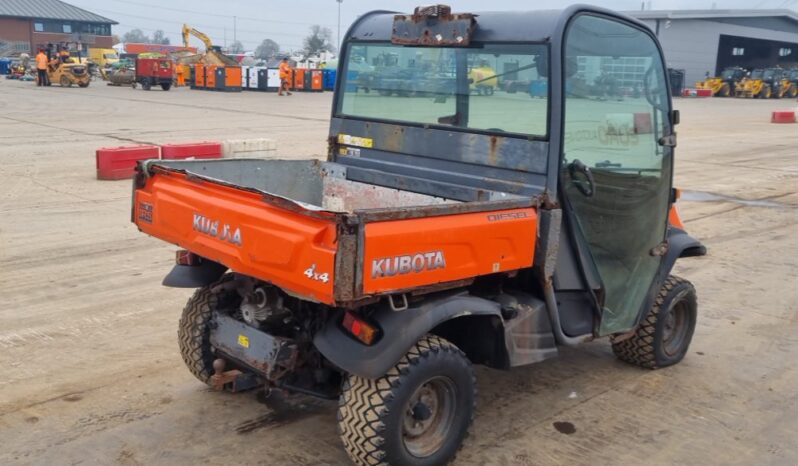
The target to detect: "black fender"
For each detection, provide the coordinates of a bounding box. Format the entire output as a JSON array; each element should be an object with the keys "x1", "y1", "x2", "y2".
[
  {"x1": 631, "y1": 228, "x2": 706, "y2": 330},
  {"x1": 662, "y1": 227, "x2": 706, "y2": 275},
  {"x1": 313, "y1": 292, "x2": 503, "y2": 379},
  {"x1": 162, "y1": 260, "x2": 227, "y2": 288}
]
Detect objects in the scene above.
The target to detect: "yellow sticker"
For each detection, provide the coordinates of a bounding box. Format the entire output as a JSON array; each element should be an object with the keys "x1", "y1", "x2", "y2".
[
  {"x1": 237, "y1": 334, "x2": 250, "y2": 348},
  {"x1": 337, "y1": 134, "x2": 373, "y2": 148}
]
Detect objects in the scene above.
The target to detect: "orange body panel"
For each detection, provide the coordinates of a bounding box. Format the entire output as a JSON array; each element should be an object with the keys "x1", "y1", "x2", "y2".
[
  {"x1": 293, "y1": 69, "x2": 306, "y2": 90},
  {"x1": 362, "y1": 208, "x2": 537, "y2": 294},
  {"x1": 311, "y1": 70, "x2": 323, "y2": 90},
  {"x1": 668, "y1": 204, "x2": 684, "y2": 230},
  {"x1": 194, "y1": 64, "x2": 205, "y2": 87},
  {"x1": 206, "y1": 65, "x2": 218, "y2": 88},
  {"x1": 225, "y1": 67, "x2": 242, "y2": 87},
  {"x1": 134, "y1": 171, "x2": 338, "y2": 304}
]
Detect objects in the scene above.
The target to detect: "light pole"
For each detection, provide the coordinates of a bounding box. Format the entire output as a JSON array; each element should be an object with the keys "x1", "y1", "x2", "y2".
[{"x1": 337, "y1": 0, "x2": 343, "y2": 53}]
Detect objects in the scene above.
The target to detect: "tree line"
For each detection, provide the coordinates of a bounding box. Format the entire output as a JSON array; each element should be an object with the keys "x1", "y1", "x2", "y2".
[{"x1": 117, "y1": 25, "x2": 336, "y2": 59}]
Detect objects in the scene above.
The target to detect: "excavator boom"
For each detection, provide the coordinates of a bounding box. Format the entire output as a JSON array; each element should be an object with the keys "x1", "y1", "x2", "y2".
[{"x1": 181, "y1": 24, "x2": 239, "y2": 67}]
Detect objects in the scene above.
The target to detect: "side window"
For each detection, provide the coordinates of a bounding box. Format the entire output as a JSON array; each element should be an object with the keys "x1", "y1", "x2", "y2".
[{"x1": 563, "y1": 15, "x2": 670, "y2": 173}]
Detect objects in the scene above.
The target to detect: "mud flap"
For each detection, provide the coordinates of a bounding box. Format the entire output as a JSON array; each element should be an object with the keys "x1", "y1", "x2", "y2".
[{"x1": 162, "y1": 260, "x2": 227, "y2": 288}]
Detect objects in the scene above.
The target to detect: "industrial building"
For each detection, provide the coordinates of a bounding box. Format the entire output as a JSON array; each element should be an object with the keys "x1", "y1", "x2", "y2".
[
  {"x1": 0, "y1": 0, "x2": 116, "y2": 56},
  {"x1": 628, "y1": 9, "x2": 798, "y2": 86}
]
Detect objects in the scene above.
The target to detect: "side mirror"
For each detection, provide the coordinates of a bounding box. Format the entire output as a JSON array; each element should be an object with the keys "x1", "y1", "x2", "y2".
[{"x1": 670, "y1": 109, "x2": 680, "y2": 126}]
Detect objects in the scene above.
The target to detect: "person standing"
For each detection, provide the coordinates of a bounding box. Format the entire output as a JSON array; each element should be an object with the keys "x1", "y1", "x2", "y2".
[
  {"x1": 278, "y1": 58, "x2": 293, "y2": 96},
  {"x1": 35, "y1": 49, "x2": 49, "y2": 86}
]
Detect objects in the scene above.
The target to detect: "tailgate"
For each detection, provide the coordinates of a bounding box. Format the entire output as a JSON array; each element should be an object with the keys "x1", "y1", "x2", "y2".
[{"x1": 133, "y1": 169, "x2": 339, "y2": 304}]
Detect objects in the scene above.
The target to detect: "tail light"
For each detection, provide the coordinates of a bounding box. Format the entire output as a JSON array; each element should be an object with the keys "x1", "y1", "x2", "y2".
[
  {"x1": 176, "y1": 249, "x2": 202, "y2": 266},
  {"x1": 342, "y1": 312, "x2": 379, "y2": 345}
]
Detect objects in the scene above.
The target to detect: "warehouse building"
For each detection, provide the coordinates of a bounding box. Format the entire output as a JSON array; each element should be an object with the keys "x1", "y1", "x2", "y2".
[
  {"x1": 628, "y1": 9, "x2": 798, "y2": 86},
  {"x1": 0, "y1": 0, "x2": 116, "y2": 56}
]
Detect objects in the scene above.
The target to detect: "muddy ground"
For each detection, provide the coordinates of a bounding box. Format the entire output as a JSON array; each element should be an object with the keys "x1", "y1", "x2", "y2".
[{"x1": 1, "y1": 80, "x2": 796, "y2": 465}]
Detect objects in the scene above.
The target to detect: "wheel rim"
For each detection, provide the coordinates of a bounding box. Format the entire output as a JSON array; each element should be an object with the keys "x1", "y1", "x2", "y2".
[
  {"x1": 662, "y1": 300, "x2": 690, "y2": 357},
  {"x1": 402, "y1": 376, "x2": 457, "y2": 458}
]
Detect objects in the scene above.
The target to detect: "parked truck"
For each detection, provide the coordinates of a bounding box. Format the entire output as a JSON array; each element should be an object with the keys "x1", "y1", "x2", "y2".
[
  {"x1": 88, "y1": 47, "x2": 119, "y2": 69},
  {"x1": 131, "y1": 5, "x2": 705, "y2": 465}
]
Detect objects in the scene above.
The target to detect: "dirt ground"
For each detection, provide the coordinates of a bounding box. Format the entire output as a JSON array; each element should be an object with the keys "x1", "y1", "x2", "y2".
[{"x1": 1, "y1": 79, "x2": 796, "y2": 466}]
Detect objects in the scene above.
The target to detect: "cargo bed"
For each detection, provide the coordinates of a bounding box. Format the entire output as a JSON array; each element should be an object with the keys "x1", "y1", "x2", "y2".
[{"x1": 133, "y1": 159, "x2": 539, "y2": 305}]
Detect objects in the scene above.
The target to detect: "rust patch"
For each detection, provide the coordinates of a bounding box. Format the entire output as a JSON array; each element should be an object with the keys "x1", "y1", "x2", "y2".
[
  {"x1": 392, "y1": 6, "x2": 476, "y2": 46},
  {"x1": 488, "y1": 135, "x2": 501, "y2": 167}
]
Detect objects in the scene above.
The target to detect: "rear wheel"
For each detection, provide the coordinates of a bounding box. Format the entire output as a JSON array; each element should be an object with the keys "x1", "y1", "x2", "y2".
[
  {"x1": 789, "y1": 87, "x2": 798, "y2": 98},
  {"x1": 161, "y1": 83, "x2": 171, "y2": 91},
  {"x1": 142, "y1": 80, "x2": 151, "y2": 91},
  {"x1": 338, "y1": 335, "x2": 475, "y2": 466},
  {"x1": 60, "y1": 75, "x2": 71, "y2": 87},
  {"x1": 612, "y1": 275, "x2": 697, "y2": 369},
  {"x1": 178, "y1": 278, "x2": 228, "y2": 384}
]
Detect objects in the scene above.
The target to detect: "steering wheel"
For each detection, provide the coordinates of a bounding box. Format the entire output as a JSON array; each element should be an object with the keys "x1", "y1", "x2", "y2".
[{"x1": 568, "y1": 159, "x2": 595, "y2": 197}]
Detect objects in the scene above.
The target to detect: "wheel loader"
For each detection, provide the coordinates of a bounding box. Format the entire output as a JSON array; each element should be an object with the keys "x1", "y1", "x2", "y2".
[
  {"x1": 131, "y1": 5, "x2": 705, "y2": 465},
  {"x1": 696, "y1": 66, "x2": 745, "y2": 97},
  {"x1": 736, "y1": 68, "x2": 790, "y2": 98}
]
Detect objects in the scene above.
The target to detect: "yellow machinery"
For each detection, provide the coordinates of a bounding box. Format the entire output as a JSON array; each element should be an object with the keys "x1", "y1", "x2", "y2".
[
  {"x1": 736, "y1": 68, "x2": 794, "y2": 99},
  {"x1": 181, "y1": 24, "x2": 238, "y2": 66},
  {"x1": 48, "y1": 60, "x2": 90, "y2": 87},
  {"x1": 469, "y1": 65, "x2": 498, "y2": 95},
  {"x1": 696, "y1": 67, "x2": 746, "y2": 97}
]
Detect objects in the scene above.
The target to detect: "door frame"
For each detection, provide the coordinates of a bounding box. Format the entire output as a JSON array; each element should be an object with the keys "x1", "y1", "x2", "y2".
[{"x1": 550, "y1": 10, "x2": 677, "y2": 336}]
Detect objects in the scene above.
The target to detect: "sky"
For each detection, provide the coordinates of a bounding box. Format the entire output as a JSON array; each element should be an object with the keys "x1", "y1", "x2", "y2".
[{"x1": 68, "y1": 0, "x2": 798, "y2": 52}]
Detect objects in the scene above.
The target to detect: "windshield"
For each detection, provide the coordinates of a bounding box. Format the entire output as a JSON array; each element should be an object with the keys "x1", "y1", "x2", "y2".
[
  {"x1": 721, "y1": 69, "x2": 738, "y2": 79},
  {"x1": 751, "y1": 69, "x2": 764, "y2": 79},
  {"x1": 337, "y1": 42, "x2": 548, "y2": 137},
  {"x1": 104, "y1": 53, "x2": 118, "y2": 59}
]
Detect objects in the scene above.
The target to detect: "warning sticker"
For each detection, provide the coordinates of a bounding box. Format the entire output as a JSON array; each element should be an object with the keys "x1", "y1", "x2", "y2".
[
  {"x1": 337, "y1": 134, "x2": 373, "y2": 148},
  {"x1": 237, "y1": 334, "x2": 250, "y2": 348}
]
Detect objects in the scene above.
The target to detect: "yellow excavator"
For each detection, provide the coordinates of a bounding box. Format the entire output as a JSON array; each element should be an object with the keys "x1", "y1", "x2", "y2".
[{"x1": 180, "y1": 24, "x2": 238, "y2": 66}]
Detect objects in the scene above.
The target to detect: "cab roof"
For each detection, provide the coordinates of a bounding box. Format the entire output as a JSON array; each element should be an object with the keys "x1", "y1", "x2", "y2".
[{"x1": 345, "y1": 6, "x2": 648, "y2": 44}]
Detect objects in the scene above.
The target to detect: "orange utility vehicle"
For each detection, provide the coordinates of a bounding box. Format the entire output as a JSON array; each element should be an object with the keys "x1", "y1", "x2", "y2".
[{"x1": 132, "y1": 5, "x2": 705, "y2": 465}]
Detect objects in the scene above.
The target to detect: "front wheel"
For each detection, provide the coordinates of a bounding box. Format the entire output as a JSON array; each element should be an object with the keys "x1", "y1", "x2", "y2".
[
  {"x1": 718, "y1": 82, "x2": 731, "y2": 97},
  {"x1": 338, "y1": 335, "x2": 475, "y2": 466},
  {"x1": 60, "y1": 75, "x2": 72, "y2": 87},
  {"x1": 161, "y1": 83, "x2": 171, "y2": 91},
  {"x1": 612, "y1": 275, "x2": 697, "y2": 369}
]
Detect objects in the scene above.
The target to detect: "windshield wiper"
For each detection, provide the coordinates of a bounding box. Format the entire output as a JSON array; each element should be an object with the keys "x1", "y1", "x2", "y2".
[{"x1": 472, "y1": 61, "x2": 538, "y2": 85}]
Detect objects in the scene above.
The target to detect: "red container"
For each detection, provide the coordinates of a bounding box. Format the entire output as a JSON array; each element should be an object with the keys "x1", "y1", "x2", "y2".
[
  {"x1": 96, "y1": 145, "x2": 160, "y2": 180},
  {"x1": 161, "y1": 142, "x2": 222, "y2": 160},
  {"x1": 771, "y1": 111, "x2": 796, "y2": 123}
]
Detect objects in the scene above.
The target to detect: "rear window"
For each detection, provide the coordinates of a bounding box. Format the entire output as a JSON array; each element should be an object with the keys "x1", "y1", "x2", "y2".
[{"x1": 337, "y1": 42, "x2": 549, "y2": 138}]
